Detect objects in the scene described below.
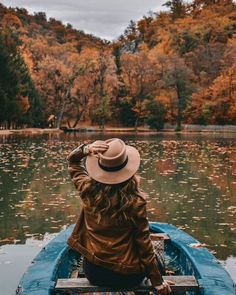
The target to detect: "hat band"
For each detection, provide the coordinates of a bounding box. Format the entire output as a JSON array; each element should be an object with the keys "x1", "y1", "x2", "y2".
[{"x1": 98, "y1": 156, "x2": 128, "y2": 172}]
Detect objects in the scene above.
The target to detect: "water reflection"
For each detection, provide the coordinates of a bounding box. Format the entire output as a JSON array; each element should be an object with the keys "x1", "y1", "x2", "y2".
[
  {"x1": 0, "y1": 231, "x2": 58, "y2": 295},
  {"x1": 137, "y1": 139, "x2": 236, "y2": 261},
  {"x1": 0, "y1": 133, "x2": 235, "y2": 264}
]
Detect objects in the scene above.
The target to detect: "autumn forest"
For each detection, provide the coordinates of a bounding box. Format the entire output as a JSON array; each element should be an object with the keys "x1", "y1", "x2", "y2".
[{"x1": 0, "y1": 0, "x2": 236, "y2": 130}]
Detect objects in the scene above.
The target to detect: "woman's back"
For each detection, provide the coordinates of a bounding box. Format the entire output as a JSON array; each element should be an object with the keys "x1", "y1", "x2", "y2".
[
  {"x1": 68, "y1": 191, "x2": 148, "y2": 274},
  {"x1": 67, "y1": 138, "x2": 173, "y2": 294}
]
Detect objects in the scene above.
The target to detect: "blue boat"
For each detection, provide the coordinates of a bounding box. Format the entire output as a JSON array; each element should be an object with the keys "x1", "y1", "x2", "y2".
[{"x1": 16, "y1": 223, "x2": 235, "y2": 295}]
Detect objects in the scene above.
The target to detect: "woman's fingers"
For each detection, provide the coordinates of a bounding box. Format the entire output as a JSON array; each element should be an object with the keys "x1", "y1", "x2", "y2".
[
  {"x1": 165, "y1": 282, "x2": 171, "y2": 293},
  {"x1": 165, "y1": 279, "x2": 175, "y2": 285},
  {"x1": 155, "y1": 280, "x2": 173, "y2": 294},
  {"x1": 94, "y1": 144, "x2": 109, "y2": 148},
  {"x1": 94, "y1": 145, "x2": 109, "y2": 152},
  {"x1": 89, "y1": 143, "x2": 109, "y2": 154}
]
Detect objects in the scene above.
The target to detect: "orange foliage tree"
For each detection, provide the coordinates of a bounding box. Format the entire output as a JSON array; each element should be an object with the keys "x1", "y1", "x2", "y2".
[
  {"x1": 191, "y1": 62, "x2": 236, "y2": 124},
  {"x1": 1, "y1": 0, "x2": 236, "y2": 128},
  {"x1": 121, "y1": 48, "x2": 160, "y2": 129}
]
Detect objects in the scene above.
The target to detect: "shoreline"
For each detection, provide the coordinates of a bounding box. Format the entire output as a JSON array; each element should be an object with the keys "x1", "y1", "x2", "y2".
[
  {"x1": 0, "y1": 125, "x2": 236, "y2": 136},
  {"x1": 0, "y1": 128, "x2": 63, "y2": 135}
]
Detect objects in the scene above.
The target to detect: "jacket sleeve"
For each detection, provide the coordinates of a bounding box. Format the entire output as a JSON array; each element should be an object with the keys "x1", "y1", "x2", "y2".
[
  {"x1": 67, "y1": 144, "x2": 90, "y2": 193},
  {"x1": 133, "y1": 197, "x2": 163, "y2": 287}
]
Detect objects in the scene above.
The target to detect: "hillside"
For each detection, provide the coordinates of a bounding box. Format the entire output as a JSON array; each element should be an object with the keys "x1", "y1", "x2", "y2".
[
  {"x1": 117, "y1": 0, "x2": 236, "y2": 128},
  {"x1": 0, "y1": 0, "x2": 236, "y2": 130}
]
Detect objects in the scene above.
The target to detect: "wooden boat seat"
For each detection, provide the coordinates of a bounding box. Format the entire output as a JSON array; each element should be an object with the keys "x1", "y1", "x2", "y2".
[
  {"x1": 56, "y1": 233, "x2": 199, "y2": 293},
  {"x1": 55, "y1": 276, "x2": 199, "y2": 294}
]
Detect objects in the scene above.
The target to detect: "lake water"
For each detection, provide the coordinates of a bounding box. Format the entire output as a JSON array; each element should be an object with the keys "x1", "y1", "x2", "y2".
[{"x1": 0, "y1": 132, "x2": 236, "y2": 293}]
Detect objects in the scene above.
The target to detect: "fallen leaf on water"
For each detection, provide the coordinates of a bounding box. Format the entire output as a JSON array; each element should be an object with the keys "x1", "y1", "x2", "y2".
[{"x1": 189, "y1": 243, "x2": 207, "y2": 248}]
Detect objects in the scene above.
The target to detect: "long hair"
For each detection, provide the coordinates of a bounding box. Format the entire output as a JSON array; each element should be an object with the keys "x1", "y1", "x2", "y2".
[{"x1": 80, "y1": 175, "x2": 141, "y2": 224}]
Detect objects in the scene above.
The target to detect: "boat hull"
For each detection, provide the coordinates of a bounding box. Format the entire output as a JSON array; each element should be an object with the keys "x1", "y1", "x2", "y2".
[{"x1": 16, "y1": 223, "x2": 235, "y2": 295}]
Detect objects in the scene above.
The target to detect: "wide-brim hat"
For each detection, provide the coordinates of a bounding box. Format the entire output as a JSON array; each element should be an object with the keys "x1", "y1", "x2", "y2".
[{"x1": 86, "y1": 138, "x2": 140, "y2": 184}]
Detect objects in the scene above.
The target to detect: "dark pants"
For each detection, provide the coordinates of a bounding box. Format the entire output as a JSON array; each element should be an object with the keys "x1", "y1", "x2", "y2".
[{"x1": 83, "y1": 258, "x2": 145, "y2": 288}]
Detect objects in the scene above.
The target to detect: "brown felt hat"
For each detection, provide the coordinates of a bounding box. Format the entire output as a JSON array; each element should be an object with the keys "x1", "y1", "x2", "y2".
[{"x1": 85, "y1": 138, "x2": 140, "y2": 184}]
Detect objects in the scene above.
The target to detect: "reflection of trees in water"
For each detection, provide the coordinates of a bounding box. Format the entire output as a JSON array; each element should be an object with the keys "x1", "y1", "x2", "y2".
[
  {"x1": 0, "y1": 134, "x2": 235, "y2": 260},
  {"x1": 0, "y1": 138, "x2": 81, "y2": 244},
  {"x1": 0, "y1": 141, "x2": 36, "y2": 244},
  {"x1": 155, "y1": 159, "x2": 176, "y2": 176},
  {"x1": 138, "y1": 139, "x2": 236, "y2": 260}
]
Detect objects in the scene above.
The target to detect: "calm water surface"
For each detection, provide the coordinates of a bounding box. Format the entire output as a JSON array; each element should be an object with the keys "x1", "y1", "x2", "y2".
[{"x1": 0, "y1": 132, "x2": 236, "y2": 293}]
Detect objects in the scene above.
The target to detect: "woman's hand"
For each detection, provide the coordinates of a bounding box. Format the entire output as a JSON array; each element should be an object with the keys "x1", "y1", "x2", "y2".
[
  {"x1": 154, "y1": 280, "x2": 175, "y2": 294},
  {"x1": 87, "y1": 142, "x2": 109, "y2": 155}
]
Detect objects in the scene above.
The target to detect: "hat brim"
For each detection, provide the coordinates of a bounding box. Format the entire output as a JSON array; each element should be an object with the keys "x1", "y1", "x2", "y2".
[{"x1": 85, "y1": 145, "x2": 140, "y2": 184}]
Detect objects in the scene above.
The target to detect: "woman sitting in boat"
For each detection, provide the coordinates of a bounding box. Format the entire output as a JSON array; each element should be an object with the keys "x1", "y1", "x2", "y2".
[{"x1": 67, "y1": 138, "x2": 173, "y2": 294}]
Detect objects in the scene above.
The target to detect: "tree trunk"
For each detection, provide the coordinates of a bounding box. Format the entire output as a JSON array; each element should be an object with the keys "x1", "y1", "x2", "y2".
[
  {"x1": 176, "y1": 86, "x2": 182, "y2": 132},
  {"x1": 56, "y1": 97, "x2": 67, "y2": 129},
  {"x1": 67, "y1": 120, "x2": 72, "y2": 128},
  {"x1": 134, "y1": 117, "x2": 139, "y2": 132},
  {"x1": 72, "y1": 109, "x2": 85, "y2": 128},
  {"x1": 56, "y1": 69, "x2": 82, "y2": 129},
  {"x1": 176, "y1": 115, "x2": 181, "y2": 131},
  {"x1": 72, "y1": 119, "x2": 79, "y2": 128},
  {"x1": 101, "y1": 118, "x2": 105, "y2": 132},
  {"x1": 176, "y1": 95, "x2": 182, "y2": 131},
  {"x1": 56, "y1": 80, "x2": 74, "y2": 129}
]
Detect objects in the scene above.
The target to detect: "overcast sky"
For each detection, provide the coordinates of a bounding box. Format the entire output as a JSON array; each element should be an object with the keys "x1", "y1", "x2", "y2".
[{"x1": 1, "y1": 0, "x2": 169, "y2": 40}]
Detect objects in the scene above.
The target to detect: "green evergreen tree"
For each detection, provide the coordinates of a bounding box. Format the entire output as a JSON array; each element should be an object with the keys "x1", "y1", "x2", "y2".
[
  {"x1": 145, "y1": 99, "x2": 166, "y2": 131},
  {"x1": 0, "y1": 30, "x2": 43, "y2": 128},
  {"x1": 0, "y1": 31, "x2": 21, "y2": 127},
  {"x1": 92, "y1": 96, "x2": 111, "y2": 131},
  {"x1": 163, "y1": 0, "x2": 187, "y2": 19}
]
